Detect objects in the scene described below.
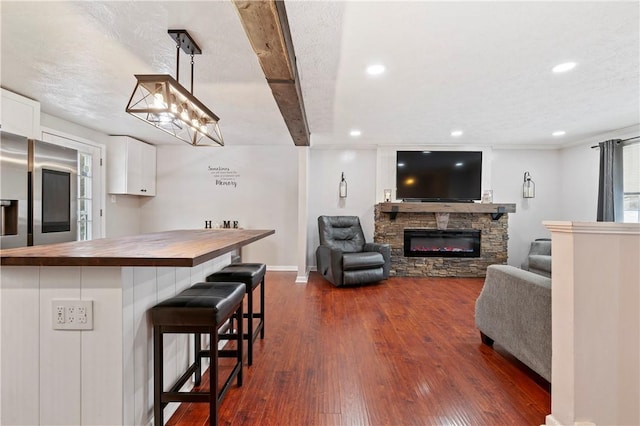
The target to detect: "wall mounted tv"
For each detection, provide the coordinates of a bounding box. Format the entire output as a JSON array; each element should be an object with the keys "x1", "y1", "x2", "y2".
[{"x1": 396, "y1": 150, "x2": 482, "y2": 202}]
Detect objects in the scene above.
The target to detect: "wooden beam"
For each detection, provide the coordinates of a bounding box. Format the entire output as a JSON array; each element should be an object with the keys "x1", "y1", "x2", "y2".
[{"x1": 233, "y1": 0, "x2": 311, "y2": 146}]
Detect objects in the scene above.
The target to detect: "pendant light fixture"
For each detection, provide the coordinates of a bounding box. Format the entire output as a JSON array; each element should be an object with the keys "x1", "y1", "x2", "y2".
[{"x1": 126, "y1": 29, "x2": 223, "y2": 146}]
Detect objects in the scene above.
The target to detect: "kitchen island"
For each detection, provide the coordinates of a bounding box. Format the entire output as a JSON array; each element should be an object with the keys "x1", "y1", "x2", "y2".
[{"x1": 0, "y1": 229, "x2": 274, "y2": 426}]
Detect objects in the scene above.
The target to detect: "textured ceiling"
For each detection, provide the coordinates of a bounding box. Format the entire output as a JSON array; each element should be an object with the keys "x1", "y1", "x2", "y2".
[{"x1": 1, "y1": 1, "x2": 639, "y2": 148}]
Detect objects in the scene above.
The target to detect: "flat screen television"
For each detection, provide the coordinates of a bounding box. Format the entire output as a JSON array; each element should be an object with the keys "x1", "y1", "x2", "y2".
[{"x1": 396, "y1": 150, "x2": 482, "y2": 202}]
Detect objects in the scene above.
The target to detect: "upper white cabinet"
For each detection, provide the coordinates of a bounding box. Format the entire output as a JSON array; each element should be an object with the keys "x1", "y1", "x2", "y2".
[
  {"x1": 1, "y1": 88, "x2": 41, "y2": 139},
  {"x1": 107, "y1": 136, "x2": 156, "y2": 196}
]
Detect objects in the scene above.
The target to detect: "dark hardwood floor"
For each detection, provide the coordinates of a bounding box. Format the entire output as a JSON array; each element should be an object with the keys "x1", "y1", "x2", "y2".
[{"x1": 167, "y1": 271, "x2": 550, "y2": 426}]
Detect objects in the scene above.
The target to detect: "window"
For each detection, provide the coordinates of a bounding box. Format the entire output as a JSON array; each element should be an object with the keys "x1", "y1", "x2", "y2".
[
  {"x1": 78, "y1": 152, "x2": 93, "y2": 240},
  {"x1": 623, "y1": 142, "x2": 639, "y2": 223}
]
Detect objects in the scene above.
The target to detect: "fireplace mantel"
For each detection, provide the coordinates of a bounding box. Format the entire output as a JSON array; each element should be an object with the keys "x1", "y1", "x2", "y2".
[{"x1": 379, "y1": 202, "x2": 516, "y2": 220}]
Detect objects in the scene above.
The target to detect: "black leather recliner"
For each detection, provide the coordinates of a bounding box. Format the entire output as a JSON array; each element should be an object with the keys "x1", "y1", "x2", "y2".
[{"x1": 316, "y1": 215, "x2": 391, "y2": 287}]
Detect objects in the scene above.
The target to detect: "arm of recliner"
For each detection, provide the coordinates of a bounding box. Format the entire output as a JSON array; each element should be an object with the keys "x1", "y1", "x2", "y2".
[
  {"x1": 363, "y1": 242, "x2": 391, "y2": 279},
  {"x1": 316, "y1": 245, "x2": 344, "y2": 286},
  {"x1": 522, "y1": 240, "x2": 551, "y2": 270}
]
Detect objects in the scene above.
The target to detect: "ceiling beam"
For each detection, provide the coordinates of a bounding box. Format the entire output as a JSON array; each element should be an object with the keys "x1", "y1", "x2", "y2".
[{"x1": 233, "y1": 0, "x2": 310, "y2": 146}]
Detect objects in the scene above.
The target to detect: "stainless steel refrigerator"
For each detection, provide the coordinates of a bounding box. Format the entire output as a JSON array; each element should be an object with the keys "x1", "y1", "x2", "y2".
[{"x1": 1, "y1": 131, "x2": 77, "y2": 248}]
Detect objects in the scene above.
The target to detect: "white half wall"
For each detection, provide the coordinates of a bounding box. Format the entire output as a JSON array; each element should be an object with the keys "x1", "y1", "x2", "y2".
[
  {"x1": 138, "y1": 145, "x2": 299, "y2": 269},
  {"x1": 545, "y1": 222, "x2": 640, "y2": 426}
]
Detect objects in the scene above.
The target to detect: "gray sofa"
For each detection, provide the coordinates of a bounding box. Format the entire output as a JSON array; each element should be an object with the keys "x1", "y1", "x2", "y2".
[
  {"x1": 475, "y1": 264, "x2": 551, "y2": 382},
  {"x1": 521, "y1": 239, "x2": 551, "y2": 278}
]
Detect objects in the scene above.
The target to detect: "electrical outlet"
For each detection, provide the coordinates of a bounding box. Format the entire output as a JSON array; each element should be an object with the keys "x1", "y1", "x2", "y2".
[
  {"x1": 52, "y1": 300, "x2": 93, "y2": 330},
  {"x1": 55, "y1": 306, "x2": 65, "y2": 324},
  {"x1": 77, "y1": 306, "x2": 87, "y2": 324}
]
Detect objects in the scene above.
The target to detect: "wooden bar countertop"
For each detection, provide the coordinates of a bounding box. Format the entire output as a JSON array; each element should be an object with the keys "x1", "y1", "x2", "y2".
[{"x1": 0, "y1": 229, "x2": 275, "y2": 267}]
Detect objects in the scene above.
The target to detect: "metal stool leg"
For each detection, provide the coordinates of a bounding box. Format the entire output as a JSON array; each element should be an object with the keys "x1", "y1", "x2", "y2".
[
  {"x1": 259, "y1": 276, "x2": 265, "y2": 339},
  {"x1": 153, "y1": 326, "x2": 164, "y2": 426},
  {"x1": 246, "y1": 288, "x2": 254, "y2": 366},
  {"x1": 209, "y1": 325, "x2": 219, "y2": 426},
  {"x1": 194, "y1": 333, "x2": 202, "y2": 386}
]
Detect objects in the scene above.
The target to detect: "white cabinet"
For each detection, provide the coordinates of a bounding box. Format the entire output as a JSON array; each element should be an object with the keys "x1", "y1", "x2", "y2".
[
  {"x1": 1, "y1": 88, "x2": 41, "y2": 139},
  {"x1": 107, "y1": 136, "x2": 156, "y2": 196}
]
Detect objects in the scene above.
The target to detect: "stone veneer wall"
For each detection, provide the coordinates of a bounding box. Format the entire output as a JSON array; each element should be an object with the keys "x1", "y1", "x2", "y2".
[{"x1": 374, "y1": 204, "x2": 509, "y2": 277}]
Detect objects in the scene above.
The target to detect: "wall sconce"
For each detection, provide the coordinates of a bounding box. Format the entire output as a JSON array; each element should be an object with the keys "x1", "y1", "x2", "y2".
[
  {"x1": 523, "y1": 172, "x2": 535, "y2": 198},
  {"x1": 339, "y1": 172, "x2": 347, "y2": 198}
]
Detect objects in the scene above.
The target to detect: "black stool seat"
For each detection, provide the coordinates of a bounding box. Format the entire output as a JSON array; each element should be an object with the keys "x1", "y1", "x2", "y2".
[
  {"x1": 206, "y1": 263, "x2": 266, "y2": 288},
  {"x1": 205, "y1": 263, "x2": 266, "y2": 366},
  {"x1": 151, "y1": 282, "x2": 245, "y2": 426},
  {"x1": 152, "y1": 284, "x2": 245, "y2": 324}
]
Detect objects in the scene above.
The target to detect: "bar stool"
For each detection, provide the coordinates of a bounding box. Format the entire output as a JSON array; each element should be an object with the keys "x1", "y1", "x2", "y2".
[
  {"x1": 150, "y1": 282, "x2": 245, "y2": 426},
  {"x1": 204, "y1": 263, "x2": 266, "y2": 366}
]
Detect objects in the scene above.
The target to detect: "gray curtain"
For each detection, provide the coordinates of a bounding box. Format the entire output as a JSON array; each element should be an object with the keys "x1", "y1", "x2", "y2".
[{"x1": 596, "y1": 139, "x2": 624, "y2": 222}]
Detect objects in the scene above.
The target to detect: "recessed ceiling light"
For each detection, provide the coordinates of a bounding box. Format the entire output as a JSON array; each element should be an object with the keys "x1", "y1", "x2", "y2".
[
  {"x1": 350, "y1": 129, "x2": 362, "y2": 137},
  {"x1": 552, "y1": 130, "x2": 566, "y2": 137},
  {"x1": 366, "y1": 64, "x2": 386, "y2": 75},
  {"x1": 552, "y1": 62, "x2": 577, "y2": 73},
  {"x1": 451, "y1": 130, "x2": 463, "y2": 137}
]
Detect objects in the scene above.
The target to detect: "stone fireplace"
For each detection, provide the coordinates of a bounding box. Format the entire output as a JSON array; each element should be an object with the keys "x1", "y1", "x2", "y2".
[{"x1": 374, "y1": 202, "x2": 515, "y2": 277}]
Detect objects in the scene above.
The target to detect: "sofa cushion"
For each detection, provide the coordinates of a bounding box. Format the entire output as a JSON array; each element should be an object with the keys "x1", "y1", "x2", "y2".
[{"x1": 342, "y1": 252, "x2": 385, "y2": 270}]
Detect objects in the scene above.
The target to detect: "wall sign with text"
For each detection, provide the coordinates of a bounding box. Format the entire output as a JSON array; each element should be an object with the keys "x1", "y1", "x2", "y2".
[{"x1": 208, "y1": 165, "x2": 240, "y2": 188}]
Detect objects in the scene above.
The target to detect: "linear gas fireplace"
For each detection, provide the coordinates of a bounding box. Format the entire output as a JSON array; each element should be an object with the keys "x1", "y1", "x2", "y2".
[{"x1": 404, "y1": 229, "x2": 481, "y2": 258}]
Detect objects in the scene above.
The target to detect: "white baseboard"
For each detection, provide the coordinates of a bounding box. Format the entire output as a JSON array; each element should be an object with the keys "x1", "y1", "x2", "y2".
[
  {"x1": 266, "y1": 265, "x2": 297, "y2": 271},
  {"x1": 544, "y1": 414, "x2": 596, "y2": 426},
  {"x1": 295, "y1": 272, "x2": 308, "y2": 284},
  {"x1": 545, "y1": 414, "x2": 562, "y2": 426}
]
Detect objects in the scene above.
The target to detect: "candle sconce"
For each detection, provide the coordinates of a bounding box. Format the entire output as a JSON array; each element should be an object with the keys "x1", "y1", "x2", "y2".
[
  {"x1": 523, "y1": 172, "x2": 535, "y2": 198},
  {"x1": 339, "y1": 172, "x2": 347, "y2": 198}
]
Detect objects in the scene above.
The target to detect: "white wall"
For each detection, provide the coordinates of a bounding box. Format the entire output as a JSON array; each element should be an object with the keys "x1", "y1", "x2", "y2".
[
  {"x1": 558, "y1": 142, "x2": 599, "y2": 221},
  {"x1": 138, "y1": 145, "x2": 299, "y2": 269},
  {"x1": 105, "y1": 195, "x2": 142, "y2": 237},
  {"x1": 308, "y1": 148, "x2": 378, "y2": 268},
  {"x1": 491, "y1": 149, "x2": 562, "y2": 266}
]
